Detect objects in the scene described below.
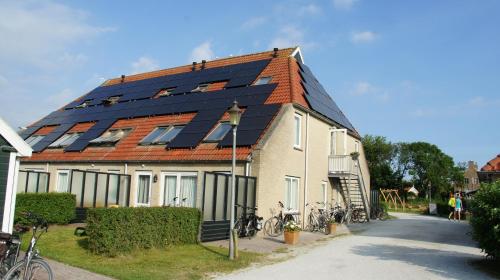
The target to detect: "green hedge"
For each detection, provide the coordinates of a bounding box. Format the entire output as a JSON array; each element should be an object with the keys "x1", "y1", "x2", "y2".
[
  {"x1": 15, "y1": 193, "x2": 76, "y2": 225},
  {"x1": 470, "y1": 181, "x2": 500, "y2": 260},
  {"x1": 86, "y1": 207, "x2": 201, "y2": 256}
]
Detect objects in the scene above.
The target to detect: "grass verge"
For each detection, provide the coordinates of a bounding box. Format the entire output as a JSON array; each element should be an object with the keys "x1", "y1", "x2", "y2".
[{"x1": 23, "y1": 225, "x2": 262, "y2": 280}]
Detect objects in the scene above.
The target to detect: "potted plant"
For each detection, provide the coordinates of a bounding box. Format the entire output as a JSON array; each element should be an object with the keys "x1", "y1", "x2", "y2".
[
  {"x1": 326, "y1": 217, "x2": 337, "y2": 235},
  {"x1": 283, "y1": 220, "x2": 301, "y2": 245},
  {"x1": 350, "y1": 151, "x2": 360, "y2": 160}
]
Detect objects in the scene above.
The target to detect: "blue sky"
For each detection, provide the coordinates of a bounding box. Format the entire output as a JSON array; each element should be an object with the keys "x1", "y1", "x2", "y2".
[{"x1": 0, "y1": 0, "x2": 498, "y2": 166}]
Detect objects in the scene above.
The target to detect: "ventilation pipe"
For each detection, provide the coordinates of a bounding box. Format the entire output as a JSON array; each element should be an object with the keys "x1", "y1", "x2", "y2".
[
  {"x1": 192, "y1": 62, "x2": 197, "y2": 71},
  {"x1": 273, "y1": 48, "x2": 279, "y2": 57},
  {"x1": 120, "y1": 75, "x2": 125, "y2": 83},
  {"x1": 201, "y1": 60, "x2": 206, "y2": 69}
]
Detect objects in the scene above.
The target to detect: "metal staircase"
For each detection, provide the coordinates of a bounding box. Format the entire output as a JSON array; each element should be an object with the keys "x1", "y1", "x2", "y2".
[{"x1": 329, "y1": 155, "x2": 370, "y2": 222}]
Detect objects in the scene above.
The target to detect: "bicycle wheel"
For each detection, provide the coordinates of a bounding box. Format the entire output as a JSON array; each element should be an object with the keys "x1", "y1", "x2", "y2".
[
  {"x1": 234, "y1": 219, "x2": 243, "y2": 237},
  {"x1": 264, "y1": 217, "x2": 283, "y2": 237},
  {"x1": 305, "y1": 214, "x2": 315, "y2": 232},
  {"x1": 4, "y1": 258, "x2": 53, "y2": 280}
]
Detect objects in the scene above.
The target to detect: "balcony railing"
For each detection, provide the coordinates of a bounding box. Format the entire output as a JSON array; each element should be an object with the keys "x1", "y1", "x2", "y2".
[{"x1": 328, "y1": 155, "x2": 352, "y2": 174}]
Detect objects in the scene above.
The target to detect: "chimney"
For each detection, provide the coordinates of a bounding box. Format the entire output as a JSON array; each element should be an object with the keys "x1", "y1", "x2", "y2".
[
  {"x1": 273, "y1": 48, "x2": 279, "y2": 58},
  {"x1": 201, "y1": 60, "x2": 206, "y2": 69},
  {"x1": 192, "y1": 62, "x2": 197, "y2": 71},
  {"x1": 120, "y1": 75, "x2": 125, "y2": 83}
]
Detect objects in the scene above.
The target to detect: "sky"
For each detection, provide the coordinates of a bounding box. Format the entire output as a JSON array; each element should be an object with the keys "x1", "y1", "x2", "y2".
[{"x1": 0, "y1": 0, "x2": 498, "y2": 166}]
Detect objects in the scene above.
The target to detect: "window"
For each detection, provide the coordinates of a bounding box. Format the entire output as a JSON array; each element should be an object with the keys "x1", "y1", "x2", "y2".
[
  {"x1": 140, "y1": 126, "x2": 184, "y2": 145},
  {"x1": 321, "y1": 182, "x2": 328, "y2": 208},
  {"x1": 155, "y1": 88, "x2": 176, "y2": 98},
  {"x1": 205, "y1": 122, "x2": 232, "y2": 142},
  {"x1": 473, "y1": 178, "x2": 479, "y2": 184},
  {"x1": 25, "y1": 135, "x2": 45, "y2": 147},
  {"x1": 75, "y1": 100, "x2": 92, "y2": 108},
  {"x1": 464, "y1": 178, "x2": 469, "y2": 184},
  {"x1": 89, "y1": 128, "x2": 131, "y2": 146},
  {"x1": 136, "y1": 172, "x2": 152, "y2": 206},
  {"x1": 191, "y1": 83, "x2": 209, "y2": 92},
  {"x1": 49, "y1": 132, "x2": 82, "y2": 148},
  {"x1": 102, "y1": 96, "x2": 121, "y2": 105},
  {"x1": 56, "y1": 170, "x2": 70, "y2": 193},
  {"x1": 355, "y1": 141, "x2": 360, "y2": 152},
  {"x1": 294, "y1": 113, "x2": 302, "y2": 148},
  {"x1": 284, "y1": 176, "x2": 299, "y2": 212},
  {"x1": 330, "y1": 130, "x2": 336, "y2": 155},
  {"x1": 254, "y1": 76, "x2": 272, "y2": 85},
  {"x1": 161, "y1": 172, "x2": 197, "y2": 207}
]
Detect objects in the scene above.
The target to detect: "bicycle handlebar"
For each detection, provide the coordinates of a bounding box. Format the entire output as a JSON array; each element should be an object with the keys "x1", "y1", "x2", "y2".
[{"x1": 22, "y1": 212, "x2": 48, "y2": 231}]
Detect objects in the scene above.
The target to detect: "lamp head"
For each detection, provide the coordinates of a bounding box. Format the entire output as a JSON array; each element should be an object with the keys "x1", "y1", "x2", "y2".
[{"x1": 228, "y1": 100, "x2": 241, "y2": 126}]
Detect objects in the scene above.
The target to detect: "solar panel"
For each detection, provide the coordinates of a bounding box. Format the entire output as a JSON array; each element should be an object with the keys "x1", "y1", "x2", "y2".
[{"x1": 31, "y1": 123, "x2": 74, "y2": 152}]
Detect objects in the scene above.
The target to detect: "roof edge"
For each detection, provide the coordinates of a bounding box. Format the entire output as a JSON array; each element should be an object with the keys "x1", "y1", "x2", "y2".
[{"x1": 0, "y1": 117, "x2": 32, "y2": 157}]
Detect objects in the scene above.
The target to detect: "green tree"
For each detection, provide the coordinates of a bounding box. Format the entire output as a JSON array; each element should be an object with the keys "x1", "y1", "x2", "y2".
[{"x1": 361, "y1": 135, "x2": 396, "y2": 189}]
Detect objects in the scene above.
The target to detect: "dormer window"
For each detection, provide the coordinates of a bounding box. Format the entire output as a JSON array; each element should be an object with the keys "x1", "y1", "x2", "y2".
[
  {"x1": 75, "y1": 100, "x2": 92, "y2": 109},
  {"x1": 191, "y1": 83, "x2": 209, "y2": 93},
  {"x1": 89, "y1": 128, "x2": 131, "y2": 146},
  {"x1": 102, "y1": 96, "x2": 121, "y2": 106},
  {"x1": 254, "y1": 76, "x2": 272, "y2": 85},
  {"x1": 155, "y1": 88, "x2": 176, "y2": 98},
  {"x1": 49, "y1": 132, "x2": 82, "y2": 148},
  {"x1": 140, "y1": 125, "x2": 184, "y2": 145},
  {"x1": 204, "y1": 122, "x2": 232, "y2": 142}
]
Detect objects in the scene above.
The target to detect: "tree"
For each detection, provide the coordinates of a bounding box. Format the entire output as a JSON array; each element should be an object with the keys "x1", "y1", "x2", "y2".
[{"x1": 361, "y1": 135, "x2": 396, "y2": 189}]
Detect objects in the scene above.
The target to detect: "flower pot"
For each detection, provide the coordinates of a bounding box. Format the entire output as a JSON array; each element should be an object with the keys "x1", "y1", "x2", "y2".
[
  {"x1": 327, "y1": 223, "x2": 337, "y2": 235},
  {"x1": 284, "y1": 231, "x2": 300, "y2": 245}
]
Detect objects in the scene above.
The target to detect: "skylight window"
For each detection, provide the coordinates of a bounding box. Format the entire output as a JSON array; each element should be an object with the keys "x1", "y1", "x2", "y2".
[
  {"x1": 205, "y1": 122, "x2": 232, "y2": 142},
  {"x1": 89, "y1": 128, "x2": 131, "y2": 146},
  {"x1": 191, "y1": 83, "x2": 209, "y2": 92},
  {"x1": 49, "y1": 132, "x2": 82, "y2": 148},
  {"x1": 102, "y1": 96, "x2": 121, "y2": 106},
  {"x1": 25, "y1": 135, "x2": 45, "y2": 147},
  {"x1": 140, "y1": 126, "x2": 184, "y2": 145},
  {"x1": 75, "y1": 100, "x2": 92, "y2": 109},
  {"x1": 254, "y1": 76, "x2": 272, "y2": 85},
  {"x1": 155, "y1": 88, "x2": 176, "y2": 98}
]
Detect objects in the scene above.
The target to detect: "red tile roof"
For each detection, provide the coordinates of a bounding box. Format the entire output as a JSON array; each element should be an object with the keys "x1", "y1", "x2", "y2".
[{"x1": 481, "y1": 154, "x2": 500, "y2": 171}]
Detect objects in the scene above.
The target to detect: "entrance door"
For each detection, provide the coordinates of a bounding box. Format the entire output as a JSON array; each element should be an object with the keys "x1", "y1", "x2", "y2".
[{"x1": 161, "y1": 172, "x2": 197, "y2": 207}]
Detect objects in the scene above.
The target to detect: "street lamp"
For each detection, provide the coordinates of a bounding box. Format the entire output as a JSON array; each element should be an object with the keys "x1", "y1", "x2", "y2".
[{"x1": 228, "y1": 100, "x2": 241, "y2": 260}]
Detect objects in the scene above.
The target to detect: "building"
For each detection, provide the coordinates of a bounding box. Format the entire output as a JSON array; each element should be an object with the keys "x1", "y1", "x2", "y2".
[
  {"x1": 0, "y1": 117, "x2": 32, "y2": 233},
  {"x1": 18, "y1": 47, "x2": 370, "y2": 240},
  {"x1": 478, "y1": 154, "x2": 500, "y2": 184},
  {"x1": 461, "y1": 161, "x2": 480, "y2": 192}
]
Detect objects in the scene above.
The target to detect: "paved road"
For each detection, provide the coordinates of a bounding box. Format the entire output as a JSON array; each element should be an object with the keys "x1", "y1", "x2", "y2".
[{"x1": 219, "y1": 213, "x2": 494, "y2": 280}]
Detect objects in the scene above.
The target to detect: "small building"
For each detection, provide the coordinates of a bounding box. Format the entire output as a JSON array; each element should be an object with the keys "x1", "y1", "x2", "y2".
[
  {"x1": 478, "y1": 154, "x2": 500, "y2": 184},
  {"x1": 0, "y1": 117, "x2": 32, "y2": 233},
  {"x1": 461, "y1": 161, "x2": 480, "y2": 192},
  {"x1": 17, "y1": 47, "x2": 370, "y2": 240}
]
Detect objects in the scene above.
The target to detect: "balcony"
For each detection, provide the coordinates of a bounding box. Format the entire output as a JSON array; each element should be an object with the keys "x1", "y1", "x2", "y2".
[{"x1": 328, "y1": 155, "x2": 353, "y2": 175}]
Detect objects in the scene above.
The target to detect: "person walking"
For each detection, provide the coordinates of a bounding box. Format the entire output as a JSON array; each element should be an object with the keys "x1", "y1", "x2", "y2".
[
  {"x1": 455, "y1": 194, "x2": 463, "y2": 221},
  {"x1": 448, "y1": 193, "x2": 456, "y2": 220}
]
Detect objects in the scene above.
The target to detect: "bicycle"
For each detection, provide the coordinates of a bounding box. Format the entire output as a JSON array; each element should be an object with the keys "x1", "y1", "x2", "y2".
[
  {"x1": 371, "y1": 205, "x2": 388, "y2": 221},
  {"x1": 234, "y1": 204, "x2": 263, "y2": 238},
  {"x1": 4, "y1": 212, "x2": 54, "y2": 280},
  {"x1": 0, "y1": 231, "x2": 22, "y2": 276},
  {"x1": 305, "y1": 202, "x2": 329, "y2": 233},
  {"x1": 264, "y1": 201, "x2": 297, "y2": 237}
]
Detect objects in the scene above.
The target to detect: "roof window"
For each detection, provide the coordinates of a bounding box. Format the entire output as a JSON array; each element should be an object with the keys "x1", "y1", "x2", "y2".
[
  {"x1": 89, "y1": 128, "x2": 131, "y2": 146},
  {"x1": 204, "y1": 122, "x2": 232, "y2": 142},
  {"x1": 191, "y1": 83, "x2": 209, "y2": 93},
  {"x1": 49, "y1": 132, "x2": 82, "y2": 148},
  {"x1": 140, "y1": 125, "x2": 184, "y2": 145},
  {"x1": 102, "y1": 96, "x2": 121, "y2": 106},
  {"x1": 75, "y1": 100, "x2": 92, "y2": 109},
  {"x1": 25, "y1": 135, "x2": 45, "y2": 147},
  {"x1": 155, "y1": 88, "x2": 176, "y2": 98},
  {"x1": 254, "y1": 76, "x2": 272, "y2": 85}
]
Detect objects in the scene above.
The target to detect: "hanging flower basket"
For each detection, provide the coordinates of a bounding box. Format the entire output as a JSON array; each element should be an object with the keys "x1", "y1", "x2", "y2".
[{"x1": 350, "y1": 151, "x2": 360, "y2": 160}]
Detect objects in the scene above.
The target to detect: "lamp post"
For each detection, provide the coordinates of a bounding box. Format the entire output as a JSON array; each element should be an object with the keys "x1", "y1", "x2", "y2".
[{"x1": 228, "y1": 100, "x2": 241, "y2": 260}]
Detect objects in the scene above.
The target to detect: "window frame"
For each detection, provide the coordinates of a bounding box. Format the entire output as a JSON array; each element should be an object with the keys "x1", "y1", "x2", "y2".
[
  {"x1": 56, "y1": 170, "x2": 70, "y2": 193},
  {"x1": 155, "y1": 87, "x2": 176, "y2": 98},
  {"x1": 191, "y1": 83, "x2": 209, "y2": 93},
  {"x1": 48, "y1": 132, "x2": 82, "y2": 148},
  {"x1": 159, "y1": 171, "x2": 198, "y2": 207},
  {"x1": 254, "y1": 76, "x2": 272, "y2": 85},
  {"x1": 321, "y1": 181, "x2": 328, "y2": 209},
  {"x1": 89, "y1": 128, "x2": 132, "y2": 146},
  {"x1": 135, "y1": 171, "x2": 153, "y2": 207},
  {"x1": 204, "y1": 122, "x2": 232, "y2": 142},
  {"x1": 294, "y1": 113, "x2": 302, "y2": 149},
  {"x1": 25, "y1": 135, "x2": 45, "y2": 147},
  {"x1": 140, "y1": 125, "x2": 185, "y2": 145},
  {"x1": 284, "y1": 176, "x2": 300, "y2": 213}
]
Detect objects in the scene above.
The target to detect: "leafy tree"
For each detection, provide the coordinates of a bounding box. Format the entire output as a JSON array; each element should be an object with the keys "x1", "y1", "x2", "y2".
[{"x1": 361, "y1": 135, "x2": 396, "y2": 189}]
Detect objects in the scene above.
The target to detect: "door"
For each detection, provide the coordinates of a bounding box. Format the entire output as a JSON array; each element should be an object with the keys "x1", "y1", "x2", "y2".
[
  {"x1": 160, "y1": 172, "x2": 197, "y2": 207},
  {"x1": 135, "y1": 172, "x2": 152, "y2": 206}
]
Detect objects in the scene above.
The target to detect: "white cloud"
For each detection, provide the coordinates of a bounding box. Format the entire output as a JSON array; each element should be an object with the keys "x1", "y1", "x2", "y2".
[
  {"x1": 0, "y1": 1, "x2": 114, "y2": 69},
  {"x1": 351, "y1": 31, "x2": 377, "y2": 44},
  {"x1": 468, "y1": 96, "x2": 487, "y2": 107},
  {"x1": 130, "y1": 56, "x2": 160, "y2": 74},
  {"x1": 333, "y1": 0, "x2": 358, "y2": 10},
  {"x1": 47, "y1": 88, "x2": 79, "y2": 107},
  {"x1": 298, "y1": 4, "x2": 322, "y2": 16},
  {"x1": 189, "y1": 41, "x2": 215, "y2": 62},
  {"x1": 269, "y1": 25, "x2": 318, "y2": 50},
  {"x1": 241, "y1": 17, "x2": 267, "y2": 30},
  {"x1": 350, "y1": 81, "x2": 389, "y2": 101}
]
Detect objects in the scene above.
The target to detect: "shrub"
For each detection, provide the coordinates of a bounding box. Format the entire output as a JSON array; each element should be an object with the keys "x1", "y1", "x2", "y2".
[
  {"x1": 86, "y1": 207, "x2": 201, "y2": 256},
  {"x1": 470, "y1": 181, "x2": 500, "y2": 260},
  {"x1": 436, "y1": 201, "x2": 449, "y2": 216},
  {"x1": 15, "y1": 193, "x2": 76, "y2": 225}
]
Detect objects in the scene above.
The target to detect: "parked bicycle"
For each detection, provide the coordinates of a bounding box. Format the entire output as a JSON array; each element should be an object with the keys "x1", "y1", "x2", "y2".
[
  {"x1": 3, "y1": 212, "x2": 54, "y2": 280},
  {"x1": 0, "y1": 231, "x2": 21, "y2": 276},
  {"x1": 264, "y1": 201, "x2": 298, "y2": 237},
  {"x1": 234, "y1": 204, "x2": 263, "y2": 238},
  {"x1": 371, "y1": 205, "x2": 388, "y2": 221},
  {"x1": 305, "y1": 202, "x2": 329, "y2": 233}
]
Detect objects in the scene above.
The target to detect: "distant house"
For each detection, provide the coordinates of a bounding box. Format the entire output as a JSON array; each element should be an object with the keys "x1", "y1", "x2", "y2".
[
  {"x1": 461, "y1": 161, "x2": 480, "y2": 192},
  {"x1": 17, "y1": 47, "x2": 370, "y2": 240},
  {"x1": 478, "y1": 154, "x2": 500, "y2": 184},
  {"x1": 0, "y1": 118, "x2": 32, "y2": 233}
]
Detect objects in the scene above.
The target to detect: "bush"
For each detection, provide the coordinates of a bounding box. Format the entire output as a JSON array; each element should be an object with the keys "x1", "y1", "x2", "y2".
[
  {"x1": 436, "y1": 201, "x2": 449, "y2": 216},
  {"x1": 86, "y1": 207, "x2": 201, "y2": 256},
  {"x1": 470, "y1": 181, "x2": 500, "y2": 260},
  {"x1": 15, "y1": 193, "x2": 76, "y2": 225}
]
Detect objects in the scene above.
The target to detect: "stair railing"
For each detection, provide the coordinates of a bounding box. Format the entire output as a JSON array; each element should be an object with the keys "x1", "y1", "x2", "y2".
[{"x1": 355, "y1": 158, "x2": 370, "y2": 221}]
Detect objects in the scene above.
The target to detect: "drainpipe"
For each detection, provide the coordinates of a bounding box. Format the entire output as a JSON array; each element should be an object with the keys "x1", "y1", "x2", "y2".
[
  {"x1": 244, "y1": 160, "x2": 251, "y2": 177},
  {"x1": 124, "y1": 163, "x2": 128, "y2": 175},
  {"x1": 45, "y1": 162, "x2": 49, "y2": 172},
  {"x1": 303, "y1": 112, "x2": 310, "y2": 228}
]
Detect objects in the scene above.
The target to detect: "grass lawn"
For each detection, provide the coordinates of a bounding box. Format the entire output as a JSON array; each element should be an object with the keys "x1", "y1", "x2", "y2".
[{"x1": 22, "y1": 225, "x2": 262, "y2": 280}]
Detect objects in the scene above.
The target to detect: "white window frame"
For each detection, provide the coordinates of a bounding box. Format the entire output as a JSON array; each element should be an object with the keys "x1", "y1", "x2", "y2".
[
  {"x1": 330, "y1": 130, "x2": 336, "y2": 155},
  {"x1": 56, "y1": 170, "x2": 70, "y2": 193},
  {"x1": 135, "y1": 171, "x2": 153, "y2": 207},
  {"x1": 254, "y1": 76, "x2": 272, "y2": 85},
  {"x1": 204, "y1": 122, "x2": 232, "y2": 142},
  {"x1": 355, "y1": 141, "x2": 360, "y2": 153},
  {"x1": 159, "y1": 172, "x2": 198, "y2": 207},
  {"x1": 284, "y1": 176, "x2": 300, "y2": 213},
  {"x1": 294, "y1": 113, "x2": 302, "y2": 149},
  {"x1": 321, "y1": 181, "x2": 328, "y2": 209}
]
